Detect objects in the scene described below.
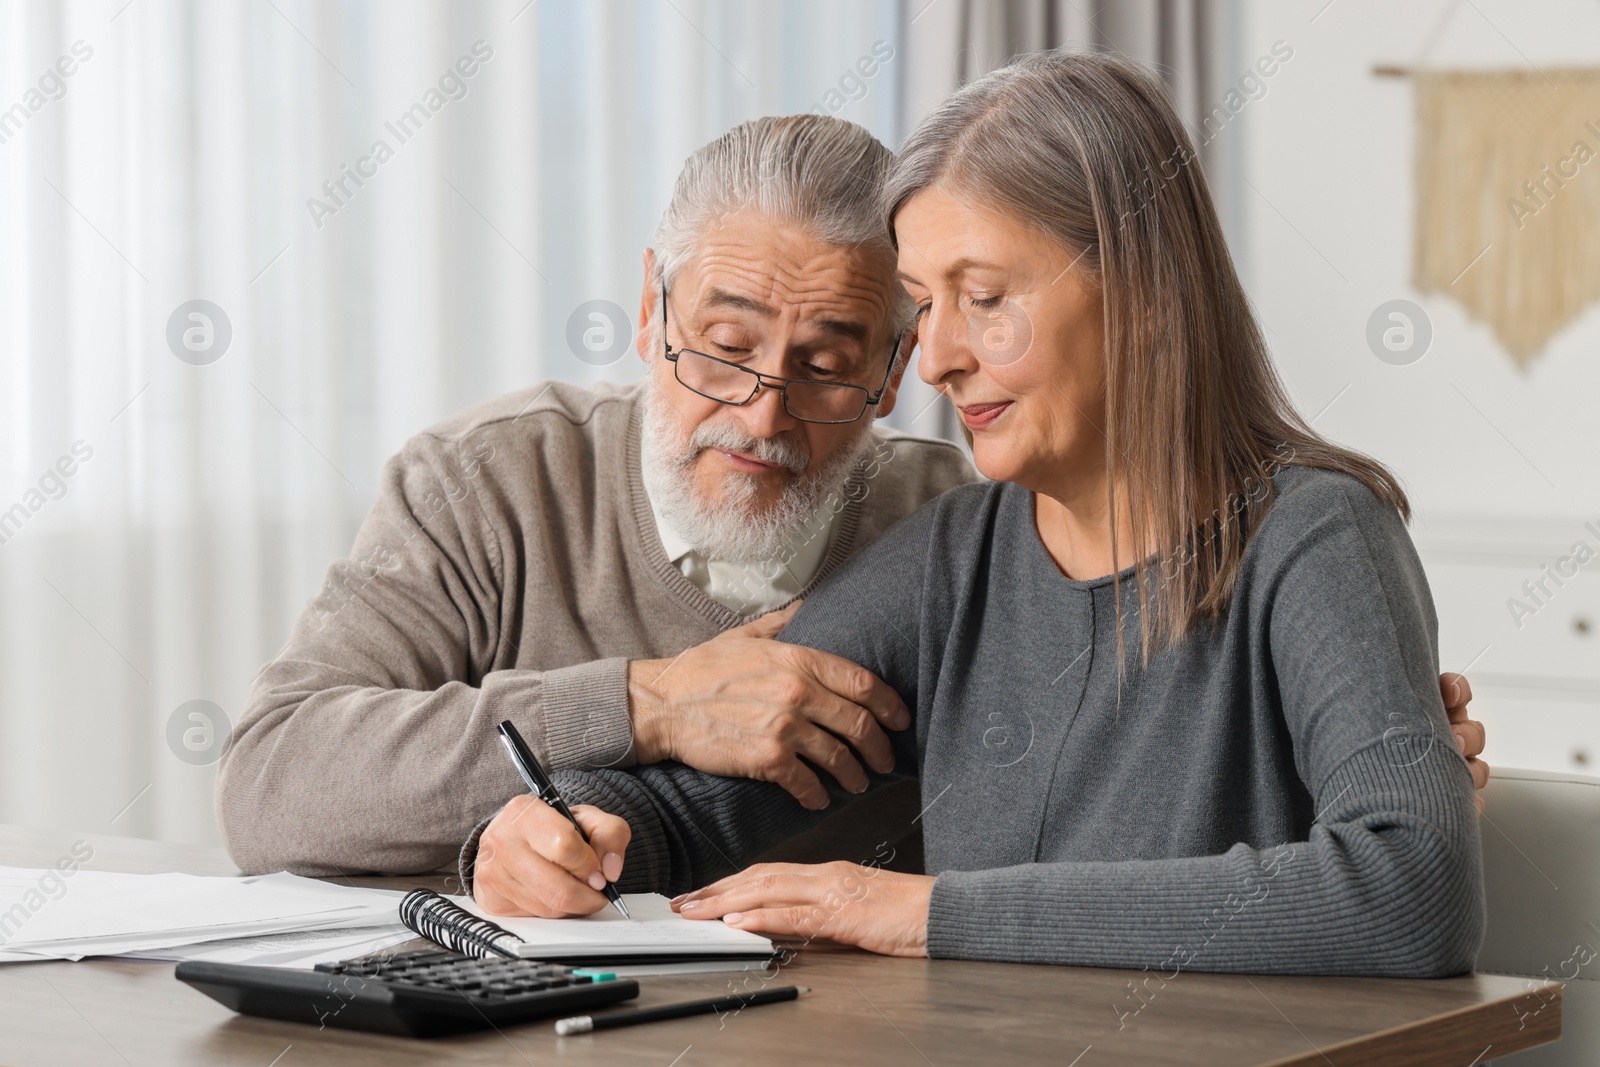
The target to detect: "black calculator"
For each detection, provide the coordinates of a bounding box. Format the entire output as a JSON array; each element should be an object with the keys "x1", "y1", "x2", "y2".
[{"x1": 175, "y1": 948, "x2": 640, "y2": 1038}]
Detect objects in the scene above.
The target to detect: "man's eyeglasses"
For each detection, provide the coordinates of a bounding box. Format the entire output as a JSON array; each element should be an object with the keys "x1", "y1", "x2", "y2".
[{"x1": 660, "y1": 284, "x2": 901, "y2": 425}]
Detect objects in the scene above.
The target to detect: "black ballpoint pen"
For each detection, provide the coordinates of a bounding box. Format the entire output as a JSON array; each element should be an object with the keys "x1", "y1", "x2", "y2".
[{"x1": 496, "y1": 719, "x2": 631, "y2": 919}]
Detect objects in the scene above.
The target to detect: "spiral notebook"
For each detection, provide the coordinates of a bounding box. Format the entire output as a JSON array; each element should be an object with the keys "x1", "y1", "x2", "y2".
[{"x1": 399, "y1": 889, "x2": 779, "y2": 967}]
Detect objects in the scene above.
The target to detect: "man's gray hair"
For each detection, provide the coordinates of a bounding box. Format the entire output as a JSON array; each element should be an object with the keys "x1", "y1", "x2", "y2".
[{"x1": 651, "y1": 114, "x2": 914, "y2": 338}]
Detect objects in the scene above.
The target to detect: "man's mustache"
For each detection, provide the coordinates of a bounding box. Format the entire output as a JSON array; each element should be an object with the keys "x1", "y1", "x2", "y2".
[{"x1": 685, "y1": 419, "x2": 810, "y2": 477}]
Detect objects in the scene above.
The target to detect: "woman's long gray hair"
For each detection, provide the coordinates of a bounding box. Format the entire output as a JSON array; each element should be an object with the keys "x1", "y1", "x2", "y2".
[{"x1": 885, "y1": 51, "x2": 1407, "y2": 660}]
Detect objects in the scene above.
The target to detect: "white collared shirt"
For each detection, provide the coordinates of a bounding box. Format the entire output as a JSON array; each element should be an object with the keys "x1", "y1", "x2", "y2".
[{"x1": 647, "y1": 492, "x2": 838, "y2": 618}]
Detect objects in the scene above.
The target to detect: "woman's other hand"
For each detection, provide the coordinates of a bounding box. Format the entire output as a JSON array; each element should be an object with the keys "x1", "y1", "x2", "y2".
[{"x1": 671, "y1": 861, "x2": 933, "y2": 957}]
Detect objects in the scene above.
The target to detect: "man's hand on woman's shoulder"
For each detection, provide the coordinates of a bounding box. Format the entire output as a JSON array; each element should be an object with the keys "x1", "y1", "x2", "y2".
[{"x1": 626, "y1": 602, "x2": 911, "y2": 810}]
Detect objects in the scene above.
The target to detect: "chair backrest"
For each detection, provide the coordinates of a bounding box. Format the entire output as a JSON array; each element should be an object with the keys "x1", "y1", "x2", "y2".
[{"x1": 1476, "y1": 768, "x2": 1600, "y2": 1066}]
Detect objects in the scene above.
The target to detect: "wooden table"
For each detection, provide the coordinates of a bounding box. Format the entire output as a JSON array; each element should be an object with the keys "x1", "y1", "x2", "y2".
[{"x1": 0, "y1": 825, "x2": 1561, "y2": 1066}]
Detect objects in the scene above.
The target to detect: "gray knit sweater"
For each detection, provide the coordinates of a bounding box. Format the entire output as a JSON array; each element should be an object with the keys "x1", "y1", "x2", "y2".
[{"x1": 504, "y1": 467, "x2": 1484, "y2": 976}]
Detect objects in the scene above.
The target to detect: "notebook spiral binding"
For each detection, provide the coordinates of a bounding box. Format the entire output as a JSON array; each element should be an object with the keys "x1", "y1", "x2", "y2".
[{"x1": 398, "y1": 888, "x2": 526, "y2": 960}]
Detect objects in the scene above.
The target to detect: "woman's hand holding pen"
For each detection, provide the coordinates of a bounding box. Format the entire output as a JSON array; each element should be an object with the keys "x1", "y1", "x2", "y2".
[
  {"x1": 672, "y1": 862, "x2": 934, "y2": 958},
  {"x1": 473, "y1": 795, "x2": 632, "y2": 918}
]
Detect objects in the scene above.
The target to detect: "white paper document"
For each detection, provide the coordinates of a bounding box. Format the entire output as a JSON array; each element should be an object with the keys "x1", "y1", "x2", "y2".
[
  {"x1": 121, "y1": 923, "x2": 417, "y2": 968},
  {"x1": 458, "y1": 892, "x2": 776, "y2": 959},
  {"x1": 0, "y1": 866, "x2": 405, "y2": 964}
]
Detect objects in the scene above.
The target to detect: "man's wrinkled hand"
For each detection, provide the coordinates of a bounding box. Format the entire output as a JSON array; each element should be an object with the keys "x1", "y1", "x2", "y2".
[{"x1": 627, "y1": 602, "x2": 910, "y2": 810}]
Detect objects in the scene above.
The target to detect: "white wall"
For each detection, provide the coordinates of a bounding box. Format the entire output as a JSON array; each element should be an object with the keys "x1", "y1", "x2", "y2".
[{"x1": 1238, "y1": 0, "x2": 1600, "y2": 772}]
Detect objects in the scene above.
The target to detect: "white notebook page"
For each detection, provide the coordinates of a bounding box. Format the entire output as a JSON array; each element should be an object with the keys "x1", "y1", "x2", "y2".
[{"x1": 456, "y1": 893, "x2": 776, "y2": 958}]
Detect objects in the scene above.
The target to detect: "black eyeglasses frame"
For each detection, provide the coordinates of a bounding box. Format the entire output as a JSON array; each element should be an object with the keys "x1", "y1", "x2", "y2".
[{"x1": 659, "y1": 283, "x2": 902, "y2": 426}]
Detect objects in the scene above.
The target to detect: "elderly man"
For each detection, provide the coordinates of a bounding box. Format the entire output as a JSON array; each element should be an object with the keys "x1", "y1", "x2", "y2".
[
  {"x1": 216, "y1": 114, "x2": 1487, "y2": 878},
  {"x1": 216, "y1": 115, "x2": 973, "y2": 876}
]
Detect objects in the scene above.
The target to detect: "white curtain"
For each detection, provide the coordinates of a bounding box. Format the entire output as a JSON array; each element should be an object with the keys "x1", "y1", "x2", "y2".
[
  {"x1": 0, "y1": 0, "x2": 1229, "y2": 848},
  {"x1": 0, "y1": 0, "x2": 904, "y2": 846}
]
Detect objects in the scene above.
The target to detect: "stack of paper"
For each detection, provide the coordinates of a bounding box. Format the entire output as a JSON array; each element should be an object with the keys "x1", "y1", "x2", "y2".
[
  {"x1": 0, "y1": 866, "x2": 413, "y2": 967},
  {"x1": 121, "y1": 923, "x2": 417, "y2": 969}
]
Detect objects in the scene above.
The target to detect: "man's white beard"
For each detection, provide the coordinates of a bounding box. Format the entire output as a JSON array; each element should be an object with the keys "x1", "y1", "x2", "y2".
[{"x1": 641, "y1": 380, "x2": 875, "y2": 565}]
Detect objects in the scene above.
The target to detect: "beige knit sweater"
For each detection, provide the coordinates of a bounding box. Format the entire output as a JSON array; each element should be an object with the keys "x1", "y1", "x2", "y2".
[{"x1": 215, "y1": 380, "x2": 976, "y2": 876}]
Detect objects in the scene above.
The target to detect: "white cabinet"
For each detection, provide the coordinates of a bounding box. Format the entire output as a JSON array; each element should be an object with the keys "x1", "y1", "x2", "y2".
[
  {"x1": 1456, "y1": 698, "x2": 1599, "y2": 775},
  {"x1": 1418, "y1": 517, "x2": 1600, "y2": 774}
]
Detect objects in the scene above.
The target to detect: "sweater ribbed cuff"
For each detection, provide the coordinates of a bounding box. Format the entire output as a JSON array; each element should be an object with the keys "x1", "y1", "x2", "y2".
[
  {"x1": 926, "y1": 870, "x2": 996, "y2": 961},
  {"x1": 454, "y1": 812, "x2": 496, "y2": 895},
  {"x1": 553, "y1": 769, "x2": 680, "y2": 894},
  {"x1": 538, "y1": 658, "x2": 635, "y2": 770},
  {"x1": 458, "y1": 810, "x2": 498, "y2": 896}
]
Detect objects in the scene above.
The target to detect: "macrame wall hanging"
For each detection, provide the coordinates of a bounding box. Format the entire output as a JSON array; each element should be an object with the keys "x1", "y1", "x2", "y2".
[{"x1": 1381, "y1": 64, "x2": 1600, "y2": 369}]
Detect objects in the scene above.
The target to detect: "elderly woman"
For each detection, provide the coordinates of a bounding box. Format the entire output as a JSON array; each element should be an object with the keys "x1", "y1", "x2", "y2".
[{"x1": 466, "y1": 52, "x2": 1484, "y2": 976}]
